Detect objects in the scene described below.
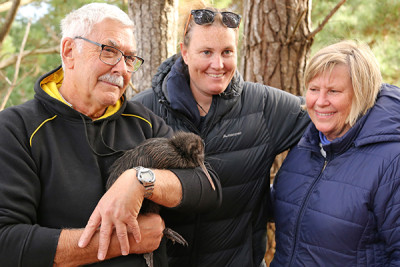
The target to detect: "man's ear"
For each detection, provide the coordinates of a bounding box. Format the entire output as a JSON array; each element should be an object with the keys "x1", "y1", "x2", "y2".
[
  {"x1": 61, "y1": 37, "x2": 75, "y2": 69},
  {"x1": 180, "y1": 42, "x2": 188, "y2": 65}
]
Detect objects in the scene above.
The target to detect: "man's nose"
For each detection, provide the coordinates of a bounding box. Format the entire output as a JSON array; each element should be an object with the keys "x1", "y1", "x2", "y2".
[{"x1": 112, "y1": 57, "x2": 129, "y2": 74}]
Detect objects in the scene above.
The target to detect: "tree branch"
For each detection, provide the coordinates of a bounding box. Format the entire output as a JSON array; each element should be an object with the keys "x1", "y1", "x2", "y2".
[
  {"x1": 308, "y1": 0, "x2": 347, "y2": 40},
  {"x1": 0, "y1": 0, "x2": 21, "y2": 46},
  {"x1": 0, "y1": 0, "x2": 34, "y2": 12},
  {"x1": 0, "y1": 70, "x2": 12, "y2": 86},
  {"x1": 0, "y1": 46, "x2": 60, "y2": 70},
  {"x1": 1, "y1": 20, "x2": 31, "y2": 111},
  {"x1": 286, "y1": 9, "x2": 307, "y2": 45}
]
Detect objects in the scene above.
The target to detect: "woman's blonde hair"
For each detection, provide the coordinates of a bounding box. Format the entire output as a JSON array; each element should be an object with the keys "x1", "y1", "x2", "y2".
[{"x1": 304, "y1": 40, "x2": 382, "y2": 126}]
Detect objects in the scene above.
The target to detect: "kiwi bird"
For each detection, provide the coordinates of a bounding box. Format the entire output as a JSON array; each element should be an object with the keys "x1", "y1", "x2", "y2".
[{"x1": 106, "y1": 131, "x2": 214, "y2": 266}]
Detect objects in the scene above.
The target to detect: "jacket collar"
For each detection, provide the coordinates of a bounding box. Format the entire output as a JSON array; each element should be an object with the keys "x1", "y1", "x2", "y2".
[{"x1": 167, "y1": 57, "x2": 201, "y2": 127}]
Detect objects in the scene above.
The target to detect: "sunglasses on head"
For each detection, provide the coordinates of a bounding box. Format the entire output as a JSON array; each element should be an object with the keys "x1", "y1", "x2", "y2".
[{"x1": 184, "y1": 9, "x2": 242, "y2": 37}]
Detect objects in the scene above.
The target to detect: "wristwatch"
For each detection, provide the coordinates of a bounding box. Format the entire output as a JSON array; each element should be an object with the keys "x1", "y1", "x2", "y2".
[{"x1": 134, "y1": 166, "x2": 155, "y2": 198}]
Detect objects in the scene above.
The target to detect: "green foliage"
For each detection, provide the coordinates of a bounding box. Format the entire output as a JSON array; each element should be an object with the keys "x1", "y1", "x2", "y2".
[
  {"x1": 0, "y1": 35, "x2": 16, "y2": 57},
  {"x1": 1, "y1": 0, "x2": 399, "y2": 108},
  {"x1": 213, "y1": 0, "x2": 242, "y2": 10},
  {"x1": 311, "y1": 0, "x2": 400, "y2": 85}
]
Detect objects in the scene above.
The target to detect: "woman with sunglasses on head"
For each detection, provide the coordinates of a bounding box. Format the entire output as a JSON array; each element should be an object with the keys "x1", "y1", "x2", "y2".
[{"x1": 133, "y1": 6, "x2": 310, "y2": 267}]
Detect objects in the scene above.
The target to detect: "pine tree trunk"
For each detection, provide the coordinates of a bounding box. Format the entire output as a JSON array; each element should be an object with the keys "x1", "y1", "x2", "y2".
[
  {"x1": 240, "y1": 0, "x2": 313, "y2": 265},
  {"x1": 127, "y1": 0, "x2": 178, "y2": 98},
  {"x1": 240, "y1": 0, "x2": 313, "y2": 95}
]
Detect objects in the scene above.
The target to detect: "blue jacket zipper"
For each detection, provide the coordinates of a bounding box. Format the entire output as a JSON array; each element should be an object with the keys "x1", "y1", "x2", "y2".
[{"x1": 288, "y1": 158, "x2": 328, "y2": 266}]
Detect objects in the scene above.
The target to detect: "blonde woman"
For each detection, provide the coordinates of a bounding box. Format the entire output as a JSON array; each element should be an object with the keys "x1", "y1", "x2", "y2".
[{"x1": 271, "y1": 40, "x2": 400, "y2": 266}]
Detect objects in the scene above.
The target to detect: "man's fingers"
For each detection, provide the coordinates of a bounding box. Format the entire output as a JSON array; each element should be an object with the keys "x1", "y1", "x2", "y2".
[
  {"x1": 127, "y1": 216, "x2": 141, "y2": 244},
  {"x1": 78, "y1": 210, "x2": 101, "y2": 248},
  {"x1": 97, "y1": 221, "x2": 113, "y2": 260},
  {"x1": 115, "y1": 222, "x2": 130, "y2": 256}
]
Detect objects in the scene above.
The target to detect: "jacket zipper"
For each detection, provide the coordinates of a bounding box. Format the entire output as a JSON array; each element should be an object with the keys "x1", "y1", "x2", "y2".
[
  {"x1": 200, "y1": 97, "x2": 218, "y2": 138},
  {"x1": 288, "y1": 158, "x2": 328, "y2": 266}
]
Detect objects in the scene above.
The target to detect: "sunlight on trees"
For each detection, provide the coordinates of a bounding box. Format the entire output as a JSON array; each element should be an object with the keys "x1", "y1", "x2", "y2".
[
  {"x1": 1, "y1": 0, "x2": 399, "y2": 108},
  {"x1": 311, "y1": 0, "x2": 400, "y2": 85}
]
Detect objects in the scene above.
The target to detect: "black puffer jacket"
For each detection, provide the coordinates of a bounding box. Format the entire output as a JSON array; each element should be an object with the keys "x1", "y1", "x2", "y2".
[{"x1": 133, "y1": 55, "x2": 310, "y2": 266}]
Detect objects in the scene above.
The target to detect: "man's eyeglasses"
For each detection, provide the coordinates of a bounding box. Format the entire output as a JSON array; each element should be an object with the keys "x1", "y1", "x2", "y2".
[
  {"x1": 74, "y1": 36, "x2": 144, "y2": 73},
  {"x1": 184, "y1": 9, "x2": 242, "y2": 37}
]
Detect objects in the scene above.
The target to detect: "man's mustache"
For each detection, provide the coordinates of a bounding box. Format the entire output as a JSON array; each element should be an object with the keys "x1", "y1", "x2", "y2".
[{"x1": 98, "y1": 73, "x2": 124, "y2": 88}]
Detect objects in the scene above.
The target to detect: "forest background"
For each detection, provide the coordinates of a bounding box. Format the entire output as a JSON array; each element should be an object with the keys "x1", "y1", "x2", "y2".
[
  {"x1": 1, "y1": 0, "x2": 399, "y2": 264},
  {"x1": 0, "y1": 0, "x2": 399, "y2": 109}
]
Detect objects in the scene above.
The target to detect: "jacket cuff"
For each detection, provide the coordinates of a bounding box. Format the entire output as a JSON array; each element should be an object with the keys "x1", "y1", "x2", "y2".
[
  {"x1": 169, "y1": 166, "x2": 221, "y2": 212},
  {"x1": 22, "y1": 226, "x2": 61, "y2": 267}
]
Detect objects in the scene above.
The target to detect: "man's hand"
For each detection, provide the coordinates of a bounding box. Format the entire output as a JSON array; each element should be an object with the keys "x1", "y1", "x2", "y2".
[
  {"x1": 130, "y1": 213, "x2": 165, "y2": 254},
  {"x1": 78, "y1": 169, "x2": 145, "y2": 260},
  {"x1": 54, "y1": 213, "x2": 165, "y2": 266}
]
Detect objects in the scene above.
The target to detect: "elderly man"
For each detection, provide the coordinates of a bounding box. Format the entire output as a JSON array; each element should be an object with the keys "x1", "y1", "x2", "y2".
[{"x1": 0, "y1": 3, "x2": 220, "y2": 266}]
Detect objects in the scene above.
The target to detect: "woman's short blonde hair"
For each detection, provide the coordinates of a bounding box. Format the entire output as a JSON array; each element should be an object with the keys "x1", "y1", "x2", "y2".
[{"x1": 304, "y1": 40, "x2": 382, "y2": 126}]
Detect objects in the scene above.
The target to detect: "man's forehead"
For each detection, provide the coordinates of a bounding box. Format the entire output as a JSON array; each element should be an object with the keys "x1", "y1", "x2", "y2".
[
  {"x1": 90, "y1": 20, "x2": 137, "y2": 53},
  {"x1": 93, "y1": 19, "x2": 135, "y2": 42},
  {"x1": 104, "y1": 38, "x2": 137, "y2": 55}
]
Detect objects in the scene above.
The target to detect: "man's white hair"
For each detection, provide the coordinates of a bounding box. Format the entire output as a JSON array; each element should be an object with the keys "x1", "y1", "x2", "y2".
[
  {"x1": 61, "y1": 3, "x2": 133, "y2": 40},
  {"x1": 59, "y1": 3, "x2": 134, "y2": 62}
]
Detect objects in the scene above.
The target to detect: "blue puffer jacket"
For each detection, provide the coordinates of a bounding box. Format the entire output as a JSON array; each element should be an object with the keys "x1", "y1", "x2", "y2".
[{"x1": 271, "y1": 84, "x2": 400, "y2": 266}]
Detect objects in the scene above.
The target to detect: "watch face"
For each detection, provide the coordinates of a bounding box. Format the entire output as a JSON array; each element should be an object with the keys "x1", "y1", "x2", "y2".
[{"x1": 140, "y1": 169, "x2": 155, "y2": 183}]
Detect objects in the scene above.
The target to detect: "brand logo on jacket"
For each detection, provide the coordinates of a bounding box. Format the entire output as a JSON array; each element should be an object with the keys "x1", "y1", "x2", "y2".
[{"x1": 223, "y1": 132, "x2": 242, "y2": 138}]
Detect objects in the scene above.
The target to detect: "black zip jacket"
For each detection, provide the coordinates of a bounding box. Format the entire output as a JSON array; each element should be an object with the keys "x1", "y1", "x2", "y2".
[
  {"x1": 0, "y1": 66, "x2": 221, "y2": 267},
  {"x1": 132, "y1": 55, "x2": 310, "y2": 267}
]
